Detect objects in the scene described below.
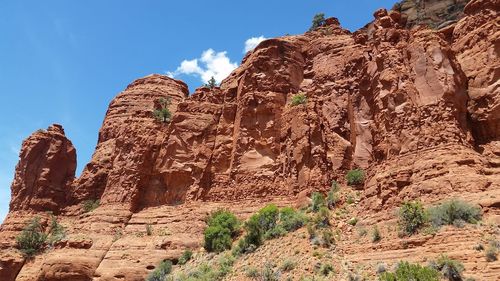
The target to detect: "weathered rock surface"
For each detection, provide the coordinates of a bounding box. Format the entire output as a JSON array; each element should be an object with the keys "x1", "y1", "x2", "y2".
[
  {"x1": 1, "y1": 0, "x2": 498, "y2": 280},
  {"x1": 394, "y1": 0, "x2": 471, "y2": 29},
  {"x1": 9, "y1": 124, "x2": 76, "y2": 213}
]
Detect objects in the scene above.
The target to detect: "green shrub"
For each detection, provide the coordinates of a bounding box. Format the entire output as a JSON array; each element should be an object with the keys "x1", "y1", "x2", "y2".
[
  {"x1": 256, "y1": 204, "x2": 279, "y2": 233},
  {"x1": 263, "y1": 224, "x2": 287, "y2": 240},
  {"x1": 261, "y1": 263, "x2": 279, "y2": 281},
  {"x1": 431, "y1": 255, "x2": 464, "y2": 281},
  {"x1": 485, "y1": 243, "x2": 499, "y2": 262},
  {"x1": 321, "y1": 230, "x2": 334, "y2": 248},
  {"x1": 281, "y1": 259, "x2": 296, "y2": 272},
  {"x1": 311, "y1": 192, "x2": 326, "y2": 212},
  {"x1": 204, "y1": 225, "x2": 232, "y2": 253},
  {"x1": 379, "y1": 261, "x2": 440, "y2": 281},
  {"x1": 178, "y1": 249, "x2": 193, "y2": 265},
  {"x1": 82, "y1": 199, "x2": 100, "y2": 213},
  {"x1": 346, "y1": 169, "x2": 364, "y2": 186},
  {"x1": 372, "y1": 226, "x2": 381, "y2": 243},
  {"x1": 246, "y1": 266, "x2": 260, "y2": 278},
  {"x1": 280, "y1": 207, "x2": 307, "y2": 231},
  {"x1": 47, "y1": 216, "x2": 66, "y2": 245},
  {"x1": 16, "y1": 217, "x2": 47, "y2": 256},
  {"x1": 203, "y1": 209, "x2": 240, "y2": 253},
  {"x1": 314, "y1": 207, "x2": 330, "y2": 228},
  {"x1": 327, "y1": 190, "x2": 339, "y2": 209},
  {"x1": 398, "y1": 201, "x2": 427, "y2": 235},
  {"x1": 291, "y1": 93, "x2": 307, "y2": 106},
  {"x1": 347, "y1": 217, "x2": 358, "y2": 226},
  {"x1": 242, "y1": 214, "x2": 264, "y2": 250},
  {"x1": 307, "y1": 223, "x2": 317, "y2": 239},
  {"x1": 309, "y1": 13, "x2": 326, "y2": 31},
  {"x1": 146, "y1": 260, "x2": 172, "y2": 281},
  {"x1": 428, "y1": 199, "x2": 481, "y2": 228},
  {"x1": 319, "y1": 263, "x2": 334, "y2": 276},
  {"x1": 153, "y1": 97, "x2": 172, "y2": 123}
]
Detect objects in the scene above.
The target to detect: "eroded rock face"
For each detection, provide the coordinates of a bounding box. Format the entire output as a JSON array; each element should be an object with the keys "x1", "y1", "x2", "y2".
[
  {"x1": 1, "y1": 1, "x2": 498, "y2": 280},
  {"x1": 452, "y1": 0, "x2": 500, "y2": 143},
  {"x1": 394, "y1": 0, "x2": 471, "y2": 29},
  {"x1": 9, "y1": 124, "x2": 76, "y2": 213}
]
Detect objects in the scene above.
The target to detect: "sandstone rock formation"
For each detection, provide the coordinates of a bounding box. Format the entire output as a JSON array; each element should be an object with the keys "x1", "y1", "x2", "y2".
[
  {"x1": 394, "y1": 0, "x2": 471, "y2": 28},
  {"x1": 0, "y1": 0, "x2": 498, "y2": 280}
]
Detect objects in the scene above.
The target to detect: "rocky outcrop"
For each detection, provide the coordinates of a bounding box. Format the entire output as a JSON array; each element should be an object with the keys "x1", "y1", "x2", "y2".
[
  {"x1": 452, "y1": 0, "x2": 499, "y2": 143},
  {"x1": 9, "y1": 124, "x2": 76, "y2": 213},
  {"x1": 394, "y1": 0, "x2": 471, "y2": 29},
  {"x1": 0, "y1": 0, "x2": 498, "y2": 280}
]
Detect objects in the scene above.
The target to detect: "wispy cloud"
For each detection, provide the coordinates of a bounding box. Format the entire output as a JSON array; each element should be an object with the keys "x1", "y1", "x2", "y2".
[
  {"x1": 167, "y1": 49, "x2": 238, "y2": 84},
  {"x1": 244, "y1": 36, "x2": 267, "y2": 53}
]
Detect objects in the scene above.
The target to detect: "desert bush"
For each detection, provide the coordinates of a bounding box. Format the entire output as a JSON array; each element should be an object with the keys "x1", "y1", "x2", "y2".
[
  {"x1": 428, "y1": 199, "x2": 481, "y2": 228},
  {"x1": 178, "y1": 249, "x2": 193, "y2": 265},
  {"x1": 372, "y1": 226, "x2": 381, "y2": 243},
  {"x1": 346, "y1": 169, "x2": 364, "y2": 186},
  {"x1": 319, "y1": 263, "x2": 334, "y2": 276},
  {"x1": 242, "y1": 214, "x2": 264, "y2": 251},
  {"x1": 314, "y1": 207, "x2": 330, "y2": 228},
  {"x1": 398, "y1": 201, "x2": 427, "y2": 235},
  {"x1": 311, "y1": 192, "x2": 326, "y2": 212},
  {"x1": 47, "y1": 216, "x2": 66, "y2": 245},
  {"x1": 347, "y1": 217, "x2": 358, "y2": 226},
  {"x1": 16, "y1": 217, "x2": 47, "y2": 256},
  {"x1": 153, "y1": 97, "x2": 172, "y2": 123},
  {"x1": 204, "y1": 209, "x2": 240, "y2": 253},
  {"x1": 321, "y1": 230, "x2": 334, "y2": 248},
  {"x1": 146, "y1": 260, "x2": 172, "y2": 281},
  {"x1": 291, "y1": 93, "x2": 307, "y2": 106},
  {"x1": 82, "y1": 199, "x2": 100, "y2": 213},
  {"x1": 281, "y1": 259, "x2": 297, "y2": 272},
  {"x1": 485, "y1": 240, "x2": 499, "y2": 262},
  {"x1": 307, "y1": 223, "x2": 317, "y2": 239},
  {"x1": 430, "y1": 255, "x2": 464, "y2": 281},
  {"x1": 146, "y1": 224, "x2": 153, "y2": 236},
  {"x1": 379, "y1": 261, "x2": 440, "y2": 281},
  {"x1": 263, "y1": 225, "x2": 287, "y2": 240},
  {"x1": 261, "y1": 263, "x2": 279, "y2": 281},
  {"x1": 280, "y1": 207, "x2": 307, "y2": 231},
  {"x1": 257, "y1": 204, "x2": 280, "y2": 233},
  {"x1": 309, "y1": 13, "x2": 326, "y2": 31},
  {"x1": 327, "y1": 189, "x2": 339, "y2": 209},
  {"x1": 246, "y1": 266, "x2": 260, "y2": 278}
]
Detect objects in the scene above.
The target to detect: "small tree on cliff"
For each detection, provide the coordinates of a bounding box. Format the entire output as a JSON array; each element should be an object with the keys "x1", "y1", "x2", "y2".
[
  {"x1": 153, "y1": 97, "x2": 172, "y2": 123},
  {"x1": 16, "y1": 217, "x2": 48, "y2": 257},
  {"x1": 205, "y1": 76, "x2": 217, "y2": 89},
  {"x1": 309, "y1": 13, "x2": 326, "y2": 31}
]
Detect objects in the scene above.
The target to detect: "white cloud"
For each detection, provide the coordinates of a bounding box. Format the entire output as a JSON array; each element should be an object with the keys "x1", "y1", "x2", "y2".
[
  {"x1": 244, "y1": 36, "x2": 267, "y2": 53},
  {"x1": 167, "y1": 49, "x2": 238, "y2": 84}
]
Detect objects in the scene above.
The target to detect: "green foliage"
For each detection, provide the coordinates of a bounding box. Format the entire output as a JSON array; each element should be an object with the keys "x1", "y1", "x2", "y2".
[
  {"x1": 246, "y1": 266, "x2": 260, "y2": 278},
  {"x1": 485, "y1": 239, "x2": 499, "y2": 262},
  {"x1": 309, "y1": 13, "x2": 326, "y2": 31},
  {"x1": 319, "y1": 263, "x2": 334, "y2": 276},
  {"x1": 261, "y1": 263, "x2": 279, "y2": 281},
  {"x1": 146, "y1": 260, "x2": 172, "y2": 281},
  {"x1": 431, "y1": 255, "x2": 464, "y2": 281},
  {"x1": 203, "y1": 209, "x2": 240, "y2": 253},
  {"x1": 372, "y1": 226, "x2": 381, "y2": 243},
  {"x1": 178, "y1": 249, "x2": 193, "y2": 265},
  {"x1": 379, "y1": 261, "x2": 440, "y2": 281},
  {"x1": 398, "y1": 201, "x2": 427, "y2": 235},
  {"x1": 346, "y1": 169, "x2": 365, "y2": 186},
  {"x1": 47, "y1": 216, "x2": 66, "y2": 246},
  {"x1": 256, "y1": 204, "x2": 280, "y2": 233},
  {"x1": 153, "y1": 97, "x2": 172, "y2": 123},
  {"x1": 313, "y1": 207, "x2": 330, "y2": 228},
  {"x1": 281, "y1": 259, "x2": 296, "y2": 272},
  {"x1": 242, "y1": 214, "x2": 264, "y2": 251},
  {"x1": 279, "y1": 207, "x2": 307, "y2": 232},
  {"x1": 311, "y1": 192, "x2": 326, "y2": 213},
  {"x1": 82, "y1": 199, "x2": 100, "y2": 213},
  {"x1": 307, "y1": 223, "x2": 316, "y2": 239},
  {"x1": 16, "y1": 217, "x2": 47, "y2": 257},
  {"x1": 291, "y1": 93, "x2": 307, "y2": 106},
  {"x1": 327, "y1": 189, "x2": 339, "y2": 209},
  {"x1": 321, "y1": 229, "x2": 334, "y2": 248},
  {"x1": 428, "y1": 199, "x2": 481, "y2": 228},
  {"x1": 205, "y1": 76, "x2": 217, "y2": 89},
  {"x1": 347, "y1": 217, "x2": 358, "y2": 226}
]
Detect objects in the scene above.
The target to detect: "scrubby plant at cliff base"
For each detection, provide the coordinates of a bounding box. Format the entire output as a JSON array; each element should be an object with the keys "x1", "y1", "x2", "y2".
[
  {"x1": 379, "y1": 261, "x2": 440, "y2": 281},
  {"x1": 430, "y1": 255, "x2": 464, "y2": 281},
  {"x1": 428, "y1": 199, "x2": 481, "y2": 228},
  {"x1": 346, "y1": 168, "x2": 365, "y2": 186},
  {"x1": 146, "y1": 260, "x2": 172, "y2": 281},
  {"x1": 82, "y1": 199, "x2": 100, "y2": 213},
  {"x1": 311, "y1": 192, "x2": 326, "y2": 212},
  {"x1": 204, "y1": 210, "x2": 240, "y2": 253},
  {"x1": 178, "y1": 249, "x2": 193, "y2": 265},
  {"x1": 16, "y1": 217, "x2": 48, "y2": 257},
  {"x1": 279, "y1": 207, "x2": 307, "y2": 231},
  {"x1": 47, "y1": 216, "x2": 66, "y2": 245},
  {"x1": 398, "y1": 201, "x2": 427, "y2": 235},
  {"x1": 291, "y1": 93, "x2": 307, "y2": 106}
]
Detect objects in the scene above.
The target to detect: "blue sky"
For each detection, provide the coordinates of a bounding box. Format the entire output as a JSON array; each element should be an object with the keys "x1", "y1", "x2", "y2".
[{"x1": 0, "y1": 0, "x2": 398, "y2": 222}]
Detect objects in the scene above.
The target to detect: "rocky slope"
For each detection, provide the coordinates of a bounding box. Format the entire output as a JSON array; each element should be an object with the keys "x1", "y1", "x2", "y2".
[
  {"x1": 0, "y1": 0, "x2": 499, "y2": 280},
  {"x1": 394, "y1": 0, "x2": 471, "y2": 28}
]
